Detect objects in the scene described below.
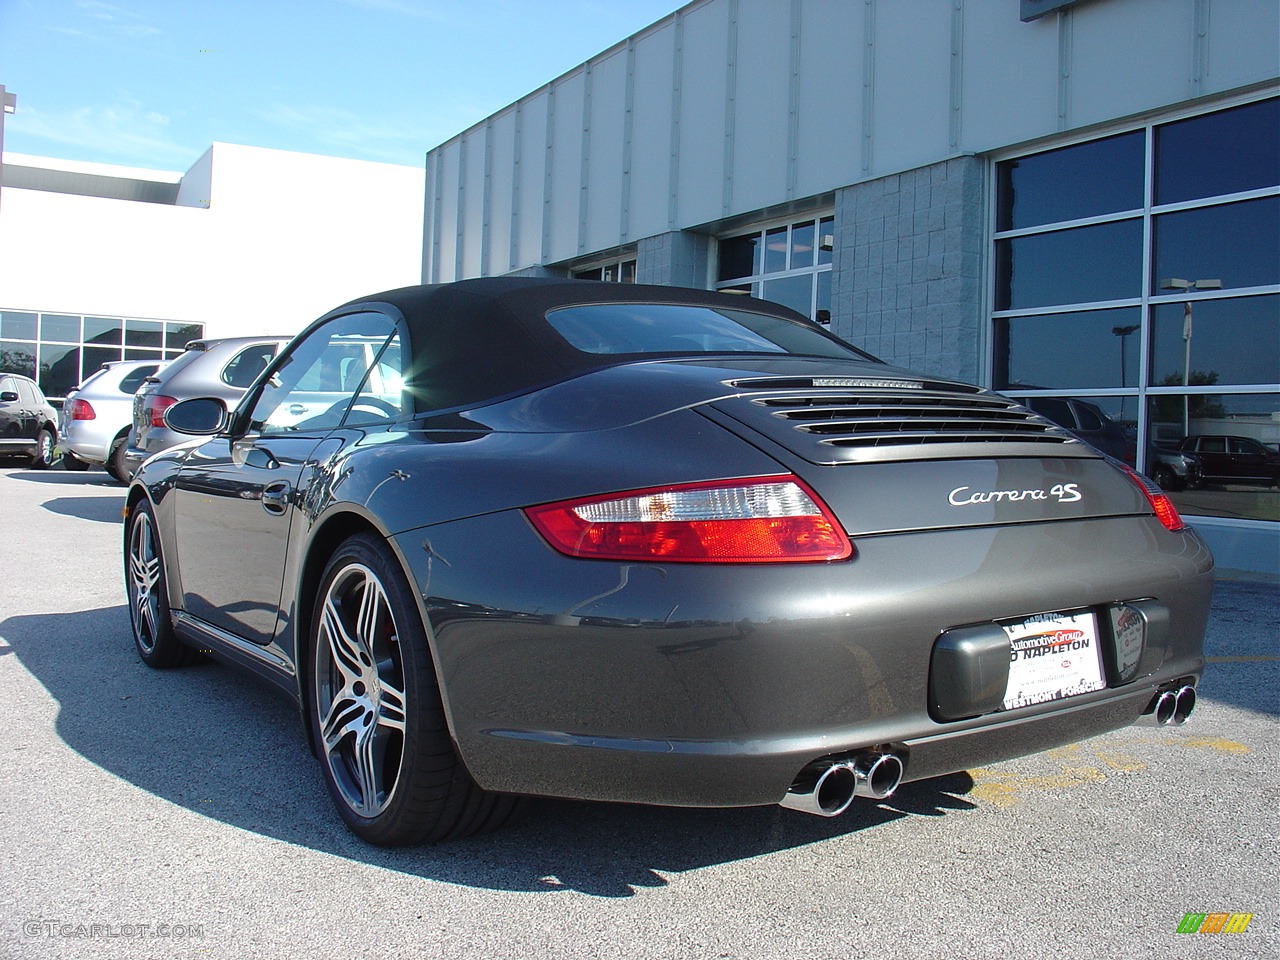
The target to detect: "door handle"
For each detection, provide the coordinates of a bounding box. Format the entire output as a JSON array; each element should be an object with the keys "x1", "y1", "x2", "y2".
[
  {"x1": 261, "y1": 481, "x2": 292, "y2": 515},
  {"x1": 289, "y1": 404, "x2": 307, "y2": 416}
]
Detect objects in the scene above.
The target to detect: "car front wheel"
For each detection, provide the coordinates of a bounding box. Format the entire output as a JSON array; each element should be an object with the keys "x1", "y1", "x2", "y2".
[
  {"x1": 310, "y1": 533, "x2": 523, "y2": 845},
  {"x1": 125, "y1": 500, "x2": 194, "y2": 668}
]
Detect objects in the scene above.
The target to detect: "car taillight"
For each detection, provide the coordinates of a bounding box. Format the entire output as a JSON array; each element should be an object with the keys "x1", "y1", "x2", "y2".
[
  {"x1": 1120, "y1": 464, "x2": 1185, "y2": 532},
  {"x1": 525, "y1": 476, "x2": 853, "y2": 563},
  {"x1": 67, "y1": 398, "x2": 96, "y2": 420},
  {"x1": 145, "y1": 395, "x2": 178, "y2": 428}
]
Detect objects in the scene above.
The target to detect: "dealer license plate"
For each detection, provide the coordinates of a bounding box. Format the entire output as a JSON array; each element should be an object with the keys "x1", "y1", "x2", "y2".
[{"x1": 1002, "y1": 610, "x2": 1106, "y2": 711}]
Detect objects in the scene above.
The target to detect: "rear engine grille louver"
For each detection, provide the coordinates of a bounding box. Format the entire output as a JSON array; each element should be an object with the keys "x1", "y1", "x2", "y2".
[{"x1": 756, "y1": 389, "x2": 1075, "y2": 451}]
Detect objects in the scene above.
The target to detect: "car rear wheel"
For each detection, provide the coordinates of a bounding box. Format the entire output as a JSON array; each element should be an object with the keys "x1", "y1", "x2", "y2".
[
  {"x1": 30, "y1": 428, "x2": 55, "y2": 469},
  {"x1": 310, "y1": 534, "x2": 524, "y2": 845},
  {"x1": 125, "y1": 500, "x2": 195, "y2": 668},
  {"x1": 107, "y1": 436, "x2": 131, "y2": 483},
  {"x1": 1152, "y1": 464, "x2": 1183, "y2": 492}
]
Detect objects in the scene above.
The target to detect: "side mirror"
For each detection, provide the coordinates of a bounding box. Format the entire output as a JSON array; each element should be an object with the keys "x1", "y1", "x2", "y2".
[
  {"x1": 164, "y1": 397, "x2": 229, "y2": 435},
  {"x1": 0, "y1": 391, "x2": 18, "y2": 403}
]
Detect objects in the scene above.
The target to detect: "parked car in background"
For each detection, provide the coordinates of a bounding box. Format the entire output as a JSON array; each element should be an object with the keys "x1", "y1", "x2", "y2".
[
  {"x1": 124, "y1": 278, "x2": 1213, "y2": 846},
  {"x1": 59, "y1": 360, "x2": 169, "y2": 480},
  {"x1": 0, "y1": 373, "x2": 59, "y2": 468},
  {"x1": 1178, "y1": 435, "x2": 1280, "y2": 487},
  {"x1": 1024, "y1": 396, "x2": 1131, "y2": 462},
  {"x1": 124, "y1": 336, "x2": 290, "y2": 479},
  {"x1": 1146, "y1": 444, "x2": 1201, "y2": 492}
]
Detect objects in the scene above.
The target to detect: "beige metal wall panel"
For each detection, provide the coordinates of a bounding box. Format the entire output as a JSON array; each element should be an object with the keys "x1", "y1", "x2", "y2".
[
  {"x1": 673, "y1": 0, "x2": 731, "y2": 229},
  {"x1": 870, "y1": 0, "x2": 952, "y2": 177},
  {"x1": 514, "y1": 94, "x2": 549, "y2": 272},
  {"x1": 1208, "y1": 0, "x2": 1280, "y2": 95},
  {"x1": 546, "y1": 72, "x2": 585, "y2": 263},
  {"x1": 459, "y1": 129, "x2": 486, "y2": 279},
  {"x1": 959, "y1": 6, "x2": 1060, "y2": 152},
  {"x1": 730, "y1": 0, "x2": 793, "y2": 214},
  {"x1": 627, "y1": 23, "x2": 677, "y2": 241},
  {"x1": 794, "y1": 2, "x2": 862, "y2": 201},
  {"x1": 485, "y1": 111, "x2": 517, "y2": 277},
  {"x1": 583, "y1": 49, "x2": 628, "y2": 255}
]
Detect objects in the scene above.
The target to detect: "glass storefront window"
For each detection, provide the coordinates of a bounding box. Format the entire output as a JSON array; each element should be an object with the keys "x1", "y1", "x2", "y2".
[
  {"x1": 1, "y1": 341, "x2": 37, "y2": 379},
  {"x1": 1147, "y1": 392, "x2": 1280, "y2": 522},
  {"x1": 996, "y1": 130, "x2": 1145, "y2": 231},
  {"x1": 39, "y1": 344, "x2": 81, "y2": 397},
  {"x1": 1156, "y1": 98, "x2": 1280, "y2": 205},
  {"x1": 125, "y1": 319, "x2": 165, "y2": 348},
  {"x1": 1150, "y1": 294, "x2": 1279, "y2": 387},
  {"x1": 82, "y1": 346, "x2": 120, "y2": 376},
  {"x1": 1153, "y1": 196, "x2": 1280, "y2": 292},
  {"x1": 717, "y1": 215, "x2": 834, "y2": 326},
  {"x1": 994, "y1": 219, "x2": 1143, "y2": 311},
  {"x1": 995, "y1": 307, "x2": 1143, "y2": 390},
  {"x1": 40, "y1": 315, "x2": 80, "y2": 343},
  {"x1": 166, "y1": 323, "x2": 203, "y2": 351},
  {"x1": 84, "y1": 317, "x2": 123, "y2": 345},
  {"x1": 0, "y1": 312, "x2": 38, "y2": 341}
]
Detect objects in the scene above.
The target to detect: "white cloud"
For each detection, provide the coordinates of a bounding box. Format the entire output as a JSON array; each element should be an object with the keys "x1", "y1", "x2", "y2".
[{"x1": 7, "y1": 102, "x2": 195, "y2": 169}]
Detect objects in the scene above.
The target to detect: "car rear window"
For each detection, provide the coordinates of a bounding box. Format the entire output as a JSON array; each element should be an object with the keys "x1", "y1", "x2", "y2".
[
  {"x1": 221, "y1": 344, "x2": 279, "y2": 388},
  {"x1": 544, "y1": 303, "x2": 867, "y2": 360},
  {"x1": 119, "y1": 365, "x2": 161, "y2": 394}
]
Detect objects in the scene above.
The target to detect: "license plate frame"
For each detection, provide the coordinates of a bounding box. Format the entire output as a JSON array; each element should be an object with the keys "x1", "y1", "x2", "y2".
[{"x1": 1002, "y1": 609, "x2": 1107, "y2": 711}]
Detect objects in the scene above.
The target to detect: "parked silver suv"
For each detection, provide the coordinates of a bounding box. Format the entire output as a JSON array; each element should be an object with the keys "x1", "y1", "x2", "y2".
[
  {"x1": 125, "y1": 336, "x2": 290, "y2": 478},
  {"x1": 60, "y1": 359, "x2": 169, "y2": 480}
]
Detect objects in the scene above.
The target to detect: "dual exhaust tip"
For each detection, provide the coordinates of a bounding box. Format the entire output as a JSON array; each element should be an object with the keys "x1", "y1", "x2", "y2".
[
  {"x1": 780, "y1": 752, "x2": 904, "y2": 818},
  {"x1": 1141, "y1": 684, "x2": 1197, "y2": 726}
]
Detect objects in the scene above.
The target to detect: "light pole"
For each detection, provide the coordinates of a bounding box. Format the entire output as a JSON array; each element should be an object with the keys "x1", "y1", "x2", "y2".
[{"x1": 1159, "y1": 277, "x2": 1222, "y2": 436}]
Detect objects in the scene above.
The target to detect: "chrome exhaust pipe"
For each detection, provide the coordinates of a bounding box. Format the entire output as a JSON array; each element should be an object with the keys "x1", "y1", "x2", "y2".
[
  {"x1": 1171, "y1": 685, "x2": 1196, "y2": 724},
  {"x1": 1137, "y1": 686, "x2": 1196, "y2": 726},
  {"x1": 851, "y1": 752, "x2": 904, "y2": 800},
  {"x1": 780, "y1": 762, "x2": 857, "y2": 818}
]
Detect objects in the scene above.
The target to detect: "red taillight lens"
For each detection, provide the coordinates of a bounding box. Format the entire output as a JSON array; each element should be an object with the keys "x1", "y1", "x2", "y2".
[
  {"x1": 145, "y1": 395, "x2": 177, "y2": 428},
  {"x1": 67, "y1": 398, "x2": 95, "y2": 420},
  {"x1": 525, "y1": 476, "x2": 854, "y2": 563},
  {"x1": 1120, "y1": 464, "x2": 1185, "y2": 532}
]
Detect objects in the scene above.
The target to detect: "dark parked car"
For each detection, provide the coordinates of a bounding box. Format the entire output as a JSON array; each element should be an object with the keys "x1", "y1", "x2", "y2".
[
  {"x1": 1178, "y1": 435, "x2": 1280, "y2": 487},
  {"x1": 1023, "y1": 396, "x2": 1130, "y2": 462},
  {"x1": 124, "y1": 335, "x2": 290, "y2": 479},
  {"x1": 0, "y1": 373, "x2": 59, "y2": 468},
  {"x1": 125, "y1": 278, "x2": 1213, "y2": 846}
]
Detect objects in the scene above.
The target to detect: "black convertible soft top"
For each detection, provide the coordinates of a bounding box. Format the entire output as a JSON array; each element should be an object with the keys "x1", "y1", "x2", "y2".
[{"x1": 336, "y1": 277, "x2": 847, "y2": 415}]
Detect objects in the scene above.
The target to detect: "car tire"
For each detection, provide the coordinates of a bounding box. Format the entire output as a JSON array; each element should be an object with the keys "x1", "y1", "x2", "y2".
[
  {"x1": 125, "y1": 499, "x2": 196, "y2": 668},
  {"x1": 61, "y1": 451, "x2": 92, "y2": 471},
  {"x1": 1152, "y1": 464, "x2": 1183, "y2": 492},
  {"x1": 30, "y1": 428, "x2": 55, "y2": 469},
  {"x1": 310, "y1": 533, "x2": 525, "y2": 846},
  {"x1": 107, "y1": 437, "x2": 131, "y2": 483}
]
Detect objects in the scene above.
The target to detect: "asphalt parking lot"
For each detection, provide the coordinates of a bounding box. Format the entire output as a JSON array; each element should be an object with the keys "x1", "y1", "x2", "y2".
[{"x1": 1, "y1": 464, "x2": 1276, "y2": 960}]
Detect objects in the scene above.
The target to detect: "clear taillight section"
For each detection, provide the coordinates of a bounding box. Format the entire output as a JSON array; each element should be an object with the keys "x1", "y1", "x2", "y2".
[
  {"x1": 1120, "y1": 464, "x2": 1185, "y2": 531},
  {"x1": 525, "y1": 476, "x2": 853, "y2": 563},
  {"x1": 67, "y1": 399, "x2": 95, "y2": 420}
]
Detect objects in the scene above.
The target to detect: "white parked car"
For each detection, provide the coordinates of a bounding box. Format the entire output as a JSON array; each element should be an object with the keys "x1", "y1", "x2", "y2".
[{"x1": 59, "y1": 360, "x2": 169, "y2": 480}]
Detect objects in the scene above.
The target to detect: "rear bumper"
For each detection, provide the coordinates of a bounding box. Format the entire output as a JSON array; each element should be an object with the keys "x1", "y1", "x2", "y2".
[{"x1": 396, "y1": 512, "x2": 1213, "y2": 808}]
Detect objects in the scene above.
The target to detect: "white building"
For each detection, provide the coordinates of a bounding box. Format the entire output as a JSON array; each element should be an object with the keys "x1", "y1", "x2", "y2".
[
  {"x1": 422, "y1": 0, "x2": 1280, "y2": 574},
  {"x1": 0, "y1": 141, "x2": 425, "y2": 397}
]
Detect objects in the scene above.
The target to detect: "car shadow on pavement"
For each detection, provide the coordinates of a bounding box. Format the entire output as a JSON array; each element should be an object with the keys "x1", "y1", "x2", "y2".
[
  {"x1": 4, "y1": 604, "x2": 980, "y2": 898},
  {"x1": 41, "y1": 495, "x2": 127, "y2": 524},
  {"x1": 4, "y1": 468, "x2": 121, "y2": 486}
]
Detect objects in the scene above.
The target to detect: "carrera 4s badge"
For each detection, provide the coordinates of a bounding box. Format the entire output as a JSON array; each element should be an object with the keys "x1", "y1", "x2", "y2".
[{"x1": 948, "y1": 483, "x2": 1082, "y2": 506}]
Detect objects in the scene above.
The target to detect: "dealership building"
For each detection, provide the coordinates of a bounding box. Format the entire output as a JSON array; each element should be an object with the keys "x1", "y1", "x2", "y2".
[
  {"x1": 422, "y1": 0, "x2": 1279, "y2": 573},
  {"x1": 0, "y1": 141, "x2": 425, "y2": 398}
]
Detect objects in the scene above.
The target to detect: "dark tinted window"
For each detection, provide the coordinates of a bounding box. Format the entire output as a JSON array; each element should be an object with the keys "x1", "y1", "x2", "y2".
[
  {"x1": 221, "y1": 344, "x2": 279, "y2": 388},
  {"x1": 718, "y1": 234, "x2": 761, "y2": 281},
  {"x1": 996, "y1": 131, "x2": 1145, "y2": 231},
  {"x1": 1150, "y1": 294, "x2": 1278, "y2": 387},
  {"x1": 83, "y1": 317, "x2": 122, "y2": 346},
  {"x1": 995, "y1": 219, "x2": 1143, "y2": 310},
  {"x1": 995, "y1": 308, "x2": 1143, "y2": 391},
  {"x1": 545, "y1": 304, "x2": 866, "y2": 360},
  {"x1": 40, "y1": 345, "x2": 80, "y2": 397},
  {"x1": 125, "y1": 319, "x2": 164, "y2": 348},
  {"x1": 119, "y1": 365, "x2": 161, "y2": 393},
  {"x1": 1156, "y1": 99, "x2": 1280, "y2": 205},
  {"x1": 1152, "y1": 196, "x2": 1280, "y2": 292},
  {"x1": 0, "y1": 342, "x2": 36, "y2": 379},
  {"x1": 165, "y1": 324, "x2": 203, "y2": 351}
]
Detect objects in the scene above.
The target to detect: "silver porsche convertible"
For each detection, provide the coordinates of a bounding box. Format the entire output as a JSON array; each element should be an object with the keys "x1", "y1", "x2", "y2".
[{"x1": 124, "y1": 278, "x2": 1212, "y2": 845}]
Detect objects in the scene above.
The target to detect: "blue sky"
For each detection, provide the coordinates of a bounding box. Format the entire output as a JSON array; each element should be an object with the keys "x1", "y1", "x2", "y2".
[{"x1": 0, "y1": 0, "x2": 680, "y2": 171}]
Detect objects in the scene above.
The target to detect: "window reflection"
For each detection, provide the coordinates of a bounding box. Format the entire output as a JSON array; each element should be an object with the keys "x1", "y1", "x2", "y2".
[
  {"x1": 764, "y1": 226, "x2": 788, "y2": 273},
  {"x1": 995, "y1": 219, "x2": 1143, "y2": 311},
  {"x1": 995, "y1": 307, "x2": 1142, "y2": 390},
  {"x1": 761, "y1": 274, "x2": 813, "y2": 317},
  {"x1": 1150, "y1": 295, "x2": 1278, "y2": 387},
  {"x1": 1021, "y1": 395, "x2": 1136, "y2": 465},
  {"x1": 0, "y1": 341, "x2": 37, "y2": 379},
  {"x1": 1153, "y1": 196, "x2": 1280, "y2": 292},
  {"x1": 1148, "y1": 392, "x2": 1280, "y2": 522},
  {"x1": 1156, "y1": 98, "x2": 1280, "y2": 205},
  {"x1": 996, "y1": 131, "x2": 1144, "y2": 231}
]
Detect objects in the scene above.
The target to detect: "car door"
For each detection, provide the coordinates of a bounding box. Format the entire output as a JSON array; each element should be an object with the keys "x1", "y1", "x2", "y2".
[
  {"x1": 1227, "y1": 437, "x2": 1269, "y2": 482},
  {"x1": 1193, "y1": 436, "x2": 1230, "y2": 480},
  {"x1": 0, "y1": 376, "x2": 29, "y2": 442},
  {"x1": 170, "y1": 311, "x2": 398, "y2": 645}
]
